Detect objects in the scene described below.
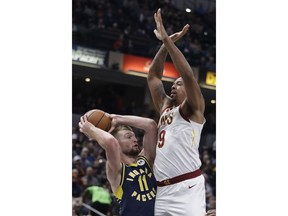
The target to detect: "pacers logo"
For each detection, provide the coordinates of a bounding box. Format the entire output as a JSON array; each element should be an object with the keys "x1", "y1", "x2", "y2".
[
  {"x1": 126, "y1": 168, "x2": 156, "y2": 202},
  {"x1": 137, "y1": 159, "x2": 145, "y2": 166}
]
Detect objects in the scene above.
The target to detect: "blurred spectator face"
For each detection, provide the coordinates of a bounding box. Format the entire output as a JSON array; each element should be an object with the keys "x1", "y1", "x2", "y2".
[
  {"x1": 72, "y1": 169, "x2": 78, "y2": 177},
  {"x1": 86, "y1": 141, "x2": 94, "y2": 151},
  {"x1": 73, "y1": 155, "x2": 81, "y2": 165},
  {"x1": 209, "y1": 196, "x2": 216, "y2": 209},
  {"x1": 72, "y1": 169, "x2": 78, "y2": 181},
  {"x1": 80, "y1": 149, "x2": 88, "y2": 158},
  {"x1": 82, "y1": 147, "x2": 89, "y2": 152},
  {"x1": 86, "y1": 166, "x2": 94, "y2": 176},
  {"x1": 93, "y1": 160, "x2": 100, "y2": 168},
  {"x1": 203, "y1": 153, "x2": 209, "y2": 162}
]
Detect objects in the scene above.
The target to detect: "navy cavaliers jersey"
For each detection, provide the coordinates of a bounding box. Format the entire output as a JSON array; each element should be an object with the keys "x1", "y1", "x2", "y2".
[{"x1": 114, "y1": 156, "x2": 157, "y2": 216}]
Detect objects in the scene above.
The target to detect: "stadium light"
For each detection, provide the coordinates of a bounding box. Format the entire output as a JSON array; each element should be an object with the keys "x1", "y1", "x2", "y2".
[{"x1": 186, "y1": 8, "x2": 191, "y2": 13}]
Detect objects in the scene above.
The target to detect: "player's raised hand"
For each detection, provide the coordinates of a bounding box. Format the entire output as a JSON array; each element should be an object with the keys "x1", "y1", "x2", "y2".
[
  {"x1": 153, "y1": 8, "x2": 169, "y2": 41},
  {"x1": 79, "y1": 115, "x2": 94, "y2": 139},
  {"x1": 170, "y1": 24, "x2": 190, "y2": 43}
]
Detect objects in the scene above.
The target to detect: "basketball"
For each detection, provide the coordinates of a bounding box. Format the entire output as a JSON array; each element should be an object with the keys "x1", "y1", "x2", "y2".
[{"x1": 85, "y1": 109, "x2": 112, "y2": 132}]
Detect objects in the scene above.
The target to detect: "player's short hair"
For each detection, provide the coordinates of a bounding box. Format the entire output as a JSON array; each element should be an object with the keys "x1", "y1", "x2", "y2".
[{"x1": 111, "y1": 125, "x2": 133, "y2": 137}]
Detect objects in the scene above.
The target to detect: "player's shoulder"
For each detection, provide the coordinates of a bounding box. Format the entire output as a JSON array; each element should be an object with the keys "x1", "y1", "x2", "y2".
[
  {"x1": 137, "y1": 155, "x2": 154, "y2": 170},
  {"x1": 160, "y1": 99, "x2": 173, "y2": 114},
  {"x1": 180, "y1": 101, "x2": 205, "y2": 124},
  {"x1": 137, "y1": 155, "x2": 149, "y2": 165}
]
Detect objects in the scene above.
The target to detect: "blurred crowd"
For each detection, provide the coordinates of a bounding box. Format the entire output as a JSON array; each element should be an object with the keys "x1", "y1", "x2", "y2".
[
  {"x1": 72, "y1": 0, "x2": 216, "y2": 215},
  {"x1": 72, "y1": 0, "x2": 216, "y2": 70}
]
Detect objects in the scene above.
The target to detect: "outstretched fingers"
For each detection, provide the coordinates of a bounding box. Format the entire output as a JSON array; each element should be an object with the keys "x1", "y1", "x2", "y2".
[
  {"x1": 153, "y1": 8, "x2": 168, "y2": 41},
  {"x1": 79, "y1": 115, "x2": 89, "y2": 133},
  {"x1": 169, "y1": 24, "x2": 189, "y2": 42},
  {"x1": 181, "y1": 24, "x2": 190, "y2": 35},
  {"x1": 154, "y1": 8, "x2": 163, "y2": 28}
]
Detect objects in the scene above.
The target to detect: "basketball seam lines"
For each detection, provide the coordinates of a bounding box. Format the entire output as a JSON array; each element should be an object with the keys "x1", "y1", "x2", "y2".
[{"x1": 95, "y1": 112, "x2": 105, "y2": 127}]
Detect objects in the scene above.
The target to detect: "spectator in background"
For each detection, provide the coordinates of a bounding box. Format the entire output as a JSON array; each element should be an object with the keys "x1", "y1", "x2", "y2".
[
  {"x1": 72, "y1": 0, "x2": 215, "y2": 67},
  {"x1": 72, "y1": 169, "x2": 84, "y2": 215},
  {"x1": 82, "y1": 185, "x2": 113, "y2": 216},
  {"x1": 83, "y1": 144, "x2": 96, "y2": 164},
  {"x1": 92, "y1": 157, "x2": 107, "y2": 185},
  {"x1": 80, "y1": 147, "x2": 92, "y2": 168},
  {"x1": 73, "y1": 155, "x2": 85, "y2": 177},
  {"x1": 207, "y1": 194, "x2": 216, "y2": 211},
  {"x1": 81, "y1": 166, "x2": 100, "y2": 188},
  {"x1": 72, "y1": 169, "x2": 83, "y2": 198}
]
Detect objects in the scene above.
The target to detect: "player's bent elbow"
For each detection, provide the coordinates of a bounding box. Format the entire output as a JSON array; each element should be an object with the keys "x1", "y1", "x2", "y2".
[{"x1": 147, "y1": 119, "x2": 157, "y2": 130}]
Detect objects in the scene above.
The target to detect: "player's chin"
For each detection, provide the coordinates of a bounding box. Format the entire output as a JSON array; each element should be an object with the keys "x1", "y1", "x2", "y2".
[
  {"x1": 134, "y1": 146, "x2": 140, "y2": 152},
  {"x1": 170, "y1": 94, "x2": 177, "y2": 101},
  {"x1": 130, "y1": 149, "x2": 140, "y2": 157}
]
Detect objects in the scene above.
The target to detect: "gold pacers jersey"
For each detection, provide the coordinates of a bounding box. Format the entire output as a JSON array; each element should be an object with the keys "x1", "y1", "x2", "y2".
[
  {"x1": 154, "y1": 106, "x2": 205, "y2": 181},
  {"x1": 114, "y1": 156, "x2": 157, "y2": 216}
]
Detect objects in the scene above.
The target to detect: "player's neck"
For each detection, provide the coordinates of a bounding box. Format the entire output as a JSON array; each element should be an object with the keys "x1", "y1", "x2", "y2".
[
  {"x1": 121, "y1": 155, "x2": 138, "y2": 165},
  {"x1": 173, "y1": 99, "x2": 184, "y2": 108},
  {"x1": 173, "y1": 102, "x2": 180, "y2": 108}
]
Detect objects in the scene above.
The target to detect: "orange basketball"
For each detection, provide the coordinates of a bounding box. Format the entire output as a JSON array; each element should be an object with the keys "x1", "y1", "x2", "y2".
[{"x1": 85, "y1": 109, "x2": 112, "y2": 132}]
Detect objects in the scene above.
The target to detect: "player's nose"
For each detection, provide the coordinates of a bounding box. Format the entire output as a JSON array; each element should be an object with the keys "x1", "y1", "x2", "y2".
[{"x1": 171, "y1": 83, "x2": 176, "y2": 90}]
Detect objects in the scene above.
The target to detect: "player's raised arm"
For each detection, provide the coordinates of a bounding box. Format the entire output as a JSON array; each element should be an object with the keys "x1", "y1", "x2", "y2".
[
  {"x1": 148, "y1": 24, "x2": 190, "y2": 113},
  {"x1": 147, "y1": 44, "x2": 169, "y2": 113},
  {"x1": 79, "y1": 115, "x2": 121, "y2": 191},
  {"x1": 109, "y1": 114, "x2": 158, "y2": 166},
  {"x1": 154, "y1": 8, "x2": 205, "y2": 123}
]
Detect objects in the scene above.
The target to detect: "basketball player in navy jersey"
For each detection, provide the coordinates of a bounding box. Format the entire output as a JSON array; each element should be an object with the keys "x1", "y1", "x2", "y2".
[
  {"x1": 79, "y1": 114, "x2": 157, "y2": 216},
  {"x1": 147, "y1": 9, "x2": 206, "y2": 215}
]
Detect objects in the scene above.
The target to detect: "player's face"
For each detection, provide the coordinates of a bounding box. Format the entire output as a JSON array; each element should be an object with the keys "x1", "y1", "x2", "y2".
[
  {"x1": 117, "y1": 130, "x2": 140, "y2": 156},
  {"x1": 170, "y1": 77, "x2": 187, "y2": 104}
]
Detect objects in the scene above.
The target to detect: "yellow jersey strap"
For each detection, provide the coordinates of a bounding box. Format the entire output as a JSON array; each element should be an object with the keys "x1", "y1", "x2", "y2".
[
  {"x1": 120, "y1": 162, "x2": 125, "y2": 186},
  {"x1": 114, "y1": 163, "x2": 125, "y2": 200}
]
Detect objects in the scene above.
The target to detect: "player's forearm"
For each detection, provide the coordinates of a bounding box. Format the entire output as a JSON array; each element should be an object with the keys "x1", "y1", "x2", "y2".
[
  {"x1": 162, "y1": 37, "x2": 194, "y2": 79},
  {"x1": 113, "y1": 115, "x2": 157, "y2": 133},
  {"x1": 148, "y1": 44, "x2": 168, "y2": 80},
  {"x1": 87, "y1": 126, "x2": 116, "y2": 150}
]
